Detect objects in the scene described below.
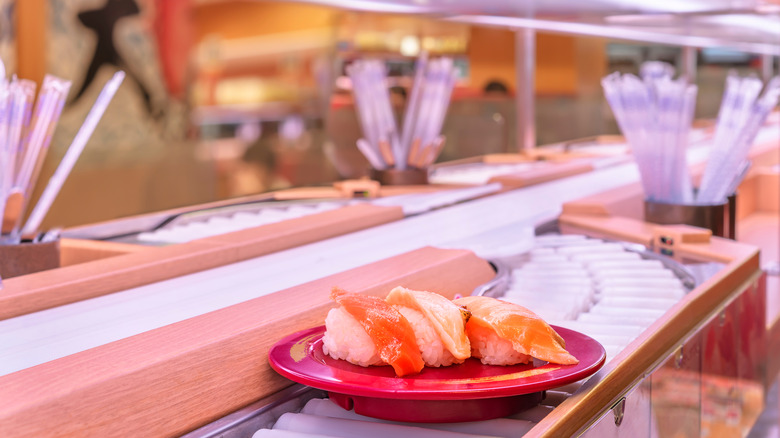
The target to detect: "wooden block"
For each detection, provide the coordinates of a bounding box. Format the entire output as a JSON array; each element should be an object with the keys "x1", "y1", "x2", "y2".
[
  {"x1": 654, "y1": 224, "x2": 712, "y2": 245},
  {"x1": 561, "y1": 182, "x2": 644, "y2": 219},
  {"x1": 652, "y1": 224, "x2": 711, "y2": 261},
  {"x1": 333, "y1": 179, "x2": 381, "y2": 198},
  {"x1": 558, "y1": 214, "x2": 656, "y2": 247},
  {"x1": 481, "y1": 153, "x2": 533, "y2": 164},
  {"x1": 756, "y1": 171, "x2": 779, "y2": 213},
  {"x1": 0, "y1": 246, "x2": 496, "y2": 438},
  {"x1": 270, "y1": 186, "x2": 343, "y2": 200}
]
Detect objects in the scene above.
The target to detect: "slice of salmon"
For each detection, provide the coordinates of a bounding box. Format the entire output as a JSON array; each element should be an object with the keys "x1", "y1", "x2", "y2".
[
  {"x1": 385, "y1": 286, "x2": 471, "y2": 361},
  {"x1": 331, "y1": 287, "x2": 425, "y2": 376},
  {"x1": 455, "y1": 296, "x2": 579, "y2": 365}
]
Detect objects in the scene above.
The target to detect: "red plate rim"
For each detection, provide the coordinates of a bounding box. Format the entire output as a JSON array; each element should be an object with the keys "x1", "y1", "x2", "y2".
[{"x1": 269, "y1": 325, "x2": 606, "y2": 401}]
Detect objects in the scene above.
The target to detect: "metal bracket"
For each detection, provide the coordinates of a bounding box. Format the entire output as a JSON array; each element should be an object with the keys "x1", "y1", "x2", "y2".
[
  {"x1": 612, "y1": 397, "x2": 627, "y2": 427},
  {"x1": 675, "y1": 346, "x2": 684, "y2": 369}
]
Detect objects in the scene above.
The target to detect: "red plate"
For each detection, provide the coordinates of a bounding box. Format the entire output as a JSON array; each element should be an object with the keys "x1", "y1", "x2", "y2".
[{"x1": 269, "y1": 325, "x2": 606, "y2": 423}]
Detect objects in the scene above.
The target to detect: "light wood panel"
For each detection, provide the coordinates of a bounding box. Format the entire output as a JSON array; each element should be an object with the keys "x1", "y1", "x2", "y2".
[
  {"x1": 560, "y1": 182, "x2": 644, "y2": 219},
  {"x1": 0, "y1": 246, "x2": 496, "y2": 438},
  {"x1": 0, "y1": 204, "x2": 403, "y2": 320},
  {"x1": 558, "y1": 214, "x2": 655, "y2": 247}
]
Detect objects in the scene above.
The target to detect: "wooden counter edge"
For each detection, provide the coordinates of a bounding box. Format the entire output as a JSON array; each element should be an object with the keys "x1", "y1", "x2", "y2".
[
  {"x1": 59, "y1": 238, "x2": 148, "y2": 266},
  {"x1": 0, "y1": 204, "x2": 403, "y2": 320},
  {"x1": 0, "y1": 246, "x2": 496, "y2": 438}
]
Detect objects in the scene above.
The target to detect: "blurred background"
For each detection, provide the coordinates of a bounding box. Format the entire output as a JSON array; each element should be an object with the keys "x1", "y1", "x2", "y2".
[{"x1": 1, "y1": 0, "x2": 774, "y2": 228}]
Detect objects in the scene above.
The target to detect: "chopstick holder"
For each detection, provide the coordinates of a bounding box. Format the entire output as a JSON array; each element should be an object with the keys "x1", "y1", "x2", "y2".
[
  {"x1": 351, "y1": 54, "x2": 455, "y2": 185},
  {"x1": 0, "y1": 237, "x2": 60, "y2": 279}
]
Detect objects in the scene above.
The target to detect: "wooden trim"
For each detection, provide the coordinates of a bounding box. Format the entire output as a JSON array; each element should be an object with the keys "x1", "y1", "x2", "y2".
[
  {"x1": 558, "y1": 214, "x2": 656, "y2": 247},
  {"x1": 766, "y1": 313, "x2": 780, "y2": 383},
  {"x1": 560, "y1": 182, "x2": 644, "y2": 219},
  {"x1": 60, "y1": 238, "x2": 147, "y2": 267},
  {"x1": 755, "y1": 170, "x2": 779, "y2": 213},
  {"x1": 0, "y1": 204, "x2": 403, "y2": 320},
  {"x1": 0, "y1": 246, "x2": 496, "y2": 438},
  {"x1": 488, "y1": 161, "x2": 595, "y2": 190}
]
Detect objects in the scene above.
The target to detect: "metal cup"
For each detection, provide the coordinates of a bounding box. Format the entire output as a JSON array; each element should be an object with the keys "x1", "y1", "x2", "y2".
[
  {"x1": 644, "y1": 194, "x2": 737, "y2": 239},
  {"x1": 370, "y1": 168, "x2": 429, "y2": 185}
]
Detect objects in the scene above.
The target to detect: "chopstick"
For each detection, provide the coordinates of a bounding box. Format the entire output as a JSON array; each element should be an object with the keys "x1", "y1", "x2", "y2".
[
  {"x1": 3, "y1": 75, "x2": 71, "y2": 242},
  {"x1": 0, "y1": 61, "x2": 124, "y2": 243},
  {"x1": 21, "y1": 71, "x2": 125, "y2": 237},
  {"x1": 602, "y1": 63, "x2": 697, "y2": 204},
  {"x1": 697, "y1": 74, "x2": 780, "y2": 203}
]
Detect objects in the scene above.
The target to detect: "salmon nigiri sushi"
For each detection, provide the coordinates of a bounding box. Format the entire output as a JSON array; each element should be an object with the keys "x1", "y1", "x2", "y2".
[
  {"x1": 385, "y1": 286, "x2": 471, "y2": 367},
  {"x1": 453, "y1": 296, "x2": 579, "y2": 366},
  {"x1": 322, "y1": 287, "x2": 425, "y2": 376}
]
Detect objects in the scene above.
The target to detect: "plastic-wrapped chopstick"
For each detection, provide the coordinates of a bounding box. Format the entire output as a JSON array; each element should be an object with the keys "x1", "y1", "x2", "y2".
[
  {"x1": 347, "y1": 63, "x2": 379, "y2": 149},
  {"x1": 368, "y1": 61, "x2": 400, "y2": 167},
  {"x1": 399, "y1": 51, "x2": 428, "y2": 165},
  {"x1": 640, "y1": 61, "x2": 674, "y2": 81},
  {"x1": 697, "y1": 75, "x2": 779, "y2": 203},
  {"x1": 601, "y1": 63, "x2": 697, "y2": 203},
  {"x1": 6, "y1": 80, "x2": 34, "y2": 188},
  {"x1": 699, "y1": 76, "x2": 780, "y2": 202},
  {"x1": 14, "y1": 76, "x2": 71, "y2": 200},
  {"x1": 21, "y1": 71, "x2": 124, "y2": 237},
  {"x1": 423, "y1": 58, "x2": 456, "y2": 154},
  {"x1": 675, "y1": 84, "x2": 697, "y2": 204},
  {"x1": 356, "y1": 138, "x2": 386, "y2": 170}
]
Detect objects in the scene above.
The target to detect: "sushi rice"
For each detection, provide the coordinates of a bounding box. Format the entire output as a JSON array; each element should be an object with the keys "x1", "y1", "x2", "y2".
[
  {"x1": 322, "y1": 307, "x2": 381, "y2": 367},
  {"x1": 396, "y1": 306, "x2": 461, "y2": 367}
]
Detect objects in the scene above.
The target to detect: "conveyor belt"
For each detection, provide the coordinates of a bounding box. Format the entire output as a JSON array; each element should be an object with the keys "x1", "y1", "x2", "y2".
[{"x1": 1, "y1": 127, "x2": 775, "y2": 377}]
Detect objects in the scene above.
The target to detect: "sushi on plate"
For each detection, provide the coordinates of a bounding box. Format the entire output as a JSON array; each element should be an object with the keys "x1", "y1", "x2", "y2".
[
  {"x1": 454, "y1": 295, "x2": 579, "y2": 366},
  {"x1": 385, "y1": 286, "x2": 472, "y2": 367},
  {"x1": 322, "y1": 287, "x2": 425, "y2": 376}
]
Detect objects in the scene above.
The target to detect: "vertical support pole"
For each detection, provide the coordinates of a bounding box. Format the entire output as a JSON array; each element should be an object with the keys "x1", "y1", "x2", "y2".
[
  {"x1": 681, "y1": 46, "x2": 697, "y2": 82},
  {"x1": 761, "y1": 54, "x2": 774, "y2": 82},
  {"x1": 515, "y1": 28, "x2": 536, "y2": 152}
]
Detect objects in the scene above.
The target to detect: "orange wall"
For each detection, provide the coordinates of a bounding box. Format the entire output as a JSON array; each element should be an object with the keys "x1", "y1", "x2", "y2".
[
  {"x1": 468, "y1": 27, "x2": 599, "y2": 96},
  {"x1": 536, "y1": 33, "x2": 579, "y2": 95},
  {"x1": 467, "y1": 27, "x2": 516, "y2": 93},
  {"x1": 193, "y1": 0, "x2": 338, "y2": 41}
]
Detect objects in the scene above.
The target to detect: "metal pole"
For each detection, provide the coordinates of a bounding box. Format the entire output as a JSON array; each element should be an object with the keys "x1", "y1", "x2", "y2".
[
  {"x1": 761, "y1": 54, "x2": 774, "y2": 82},
  {"x1": 681, "y1": 46, "x2": 697, "y2": 82},
  {"x1": 515, "y1": 28, "x2": 536, "y2": 151}
]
